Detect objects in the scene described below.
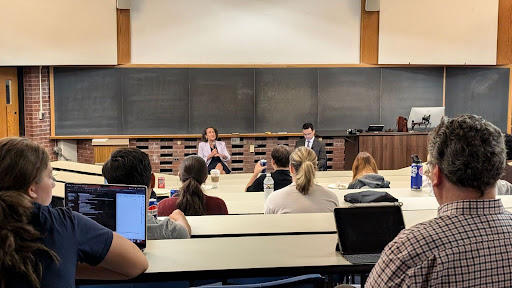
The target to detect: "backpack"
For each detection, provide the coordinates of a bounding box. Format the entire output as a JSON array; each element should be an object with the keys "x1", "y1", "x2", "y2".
[{"x1": 396, "y1": 116, "x2": 408, "y2": 132}]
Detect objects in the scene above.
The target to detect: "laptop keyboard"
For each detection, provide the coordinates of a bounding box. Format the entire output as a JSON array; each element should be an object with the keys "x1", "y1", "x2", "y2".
[{"x1": 344, "y1": 253, "x2": 381, "y2": 264}]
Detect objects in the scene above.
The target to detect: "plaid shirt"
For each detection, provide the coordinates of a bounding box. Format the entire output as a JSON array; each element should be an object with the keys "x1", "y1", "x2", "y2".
[{"x1": 366, "y1": 199, "x2": 512, "y2": 287}]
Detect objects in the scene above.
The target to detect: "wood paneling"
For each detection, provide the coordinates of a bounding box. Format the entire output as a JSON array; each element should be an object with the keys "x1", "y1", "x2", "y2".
[
  {"x1": 0, "y1": 68, "x2": 19, "y2": 137},
  {"x1": 497, "y1": 0, "x2": 512, "y2": 64},
  {"x1": 509, "y1": 66, "x2": 512, "y2": 133},
  {"x1": 358, "y1": 133, "x2": 429, "y2": 170},
  {"x1": 94, "y1": 145, "x2": 128, "y2": 164},
  {"x1": 117, "y1": 9, "x2": 131, "y2": 64},
  {"x1": 360, "y1": 0, "x2": 379, "y2": 64}
]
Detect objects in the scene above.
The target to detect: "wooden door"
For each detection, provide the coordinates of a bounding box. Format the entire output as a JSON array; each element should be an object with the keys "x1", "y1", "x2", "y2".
[{"x1": 0, "y1": 68, "x2": 19, "y2": 137}]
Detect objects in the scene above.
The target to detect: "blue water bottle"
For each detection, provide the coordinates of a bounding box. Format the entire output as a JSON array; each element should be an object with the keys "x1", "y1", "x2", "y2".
[{"x1": 411, "y1": 154, "x2": 423, "y2": 191}]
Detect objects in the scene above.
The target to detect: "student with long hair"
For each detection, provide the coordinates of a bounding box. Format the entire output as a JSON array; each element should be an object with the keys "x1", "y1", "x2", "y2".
[
  {"x1": 0, "y1": 137, "x2": 147, "y2": 288},
  {"x1": 265, "y1": 146, "x2": 338, "y2": 214},
  {"x1": 158, "y1": 155, "x2": 228, "y2": 216},
  {"x1": 348, "y1": 152, "x2": 390, "y2": 189}
]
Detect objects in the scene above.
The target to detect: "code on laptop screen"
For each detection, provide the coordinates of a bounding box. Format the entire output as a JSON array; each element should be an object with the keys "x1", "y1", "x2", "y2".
[{"x1": 65, "y1": 183, "x2": 146, "y2": 243}]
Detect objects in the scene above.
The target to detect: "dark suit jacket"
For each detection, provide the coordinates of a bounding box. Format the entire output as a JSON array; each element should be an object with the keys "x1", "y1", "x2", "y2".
[{"x1": 295, "y1": 138, "x2": 327, "y2": 170}]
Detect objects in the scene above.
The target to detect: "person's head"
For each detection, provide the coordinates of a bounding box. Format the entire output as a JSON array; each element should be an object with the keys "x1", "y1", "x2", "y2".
[
  {"x1": 289, "y1": 146, "x2": 317, "y2": 195},
  {"x1": 202, "y1": 126, "x2": 218, "y2": 142},
  {"x1": 0, "y1": 137, "x2": 59, "y2": 287},
  {"x1": 505, "y1": 134, "x2": 512, "y2": 161},
  {"x1": 427, "y1": 114, "x2": 506, "y2": 203},
  {"x1": 351, "y1": 152, "x2": 378, "y2": 181},
  {"x1": 102, "y1": 147, "x2": 154, "y2": 194},
  {"x1": 302, "y1": 123, "x2": 315, "y2": 141},
  {"x1": 177, "y1": 155, "x2": 208, "y2": 216},
  {"x1": 271, "y1": 145, "x2": 292, "y2": 169},
  {"x1": 0, "y1": 137, "x2": 54, "y2": 206}
]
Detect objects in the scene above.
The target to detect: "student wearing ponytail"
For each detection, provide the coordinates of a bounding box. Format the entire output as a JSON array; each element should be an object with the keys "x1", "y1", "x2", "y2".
[
  {"x1": 0, "y1": 137, "x2": 148, "y2": 288},
  {"x1": 265, "y1": 146, "x2": 339, "y2": 214},
  {"x1": 158, "y1": 155, "x2": 228, "y2": 216}
]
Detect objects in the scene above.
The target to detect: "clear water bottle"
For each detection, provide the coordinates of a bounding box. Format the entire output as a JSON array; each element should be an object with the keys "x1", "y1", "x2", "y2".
[{"x1": 263, "y1": 173, "x2": 274, "y2": 202}]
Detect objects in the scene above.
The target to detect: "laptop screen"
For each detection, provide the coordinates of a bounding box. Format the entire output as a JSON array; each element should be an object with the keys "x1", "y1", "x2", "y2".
[
  {"x1": 64, "y1": 183, "x2": 147, "y2": 250},
  {"x1": 334, "y1": 205, "x2": 405, "y2": 254}
]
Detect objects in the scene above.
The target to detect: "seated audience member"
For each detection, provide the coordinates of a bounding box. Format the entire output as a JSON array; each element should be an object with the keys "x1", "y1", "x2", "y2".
[
  {"x1": 366, "y1": 114, "x2": 512, "y2": 287},
  {"x1": 265, "y1": 146, "x2": 339, "y2": 214},
  {"x1": 246, "y1": 145, "x2": 292, "y2": 192},
  {"x1": 498, "y1": 133, "x2": 512, "y2": 186},
  {"x1": 198, "y1": 126, "x2": 231, "y2": 174},
  {"x1": 102, "y1": 147, "x2": 191, "y2": 239},
  {"x1": 348, "y1": 152, "x2": 390, "y2": 189},
  {"x1": 158, "y1": 155, "x2": 228, "y2": 216},
  {"x1": 495, "y1": 134, "x2": 512, "y2": 195},
  {"x1": 0, "y1": 137, "x2": 148, "y2": 288},
  {"x1": 295, "y1": 122, "x2": 327, "y2": 170}
]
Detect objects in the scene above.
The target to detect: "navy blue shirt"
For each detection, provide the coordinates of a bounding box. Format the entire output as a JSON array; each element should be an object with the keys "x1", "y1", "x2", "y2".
[{"x1": 5, "y1": 203, "x2": 113, "y2": 288}]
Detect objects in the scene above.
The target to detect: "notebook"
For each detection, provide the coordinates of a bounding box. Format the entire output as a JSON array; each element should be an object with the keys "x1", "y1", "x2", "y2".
[
  {"x1": 333, "y1": 204, "x2": 405, "y2": 264},
  {"x1": 64, "y1": 183, "x2": 147, "y2": 251}
]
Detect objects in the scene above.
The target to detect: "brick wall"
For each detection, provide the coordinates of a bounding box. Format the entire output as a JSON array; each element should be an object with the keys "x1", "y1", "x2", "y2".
[
  {"x1": 79, "y1": 136, "x2": 346, "y2": 175},
  {"x1": 76, "y1": 140, "x2": 94, "y2": 164},
  {"x1": 23, "y1": 67, "x2": 56, "y2": 160}
]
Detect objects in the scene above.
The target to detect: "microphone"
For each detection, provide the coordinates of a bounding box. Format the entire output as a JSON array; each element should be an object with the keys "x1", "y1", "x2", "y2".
[{"x1": 212, "y1": 142, "x2": 217, "y2": 150}]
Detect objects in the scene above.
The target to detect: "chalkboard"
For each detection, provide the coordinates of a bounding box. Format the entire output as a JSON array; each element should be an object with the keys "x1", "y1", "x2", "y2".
[
  {"x1": 189, "y1": 69, "x2": 254, "y2": 134},
  {"x1": 54, "y1": 67, "x2": 122, "y2": 135},
  {"x1": 445, "y1": 68, "x2": 510, "y2": 131},
  {"x1": 318, "y1": 68, "x2": 381, "y2": 130},
  {"x1": 122, "y1": 69, "x2": 189, "y2": 134},
  {"x1": 380, "y1": 68, "x2": 444, "y2": 130},
  {"x1": 255, "y1": 69, "x2": 318, "y2": 132},
  {"x1": 53, "y1": 67, "x2": 509, "y2": 136}
]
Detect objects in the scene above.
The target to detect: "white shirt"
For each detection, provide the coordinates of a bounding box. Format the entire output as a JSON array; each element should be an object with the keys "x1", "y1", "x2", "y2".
[
  {"x1": 305, "y1": 137, "x2": 315, "y2": 149},
  {"x1": 264, "y1": 183, "x2": 339, "y2": 214}
]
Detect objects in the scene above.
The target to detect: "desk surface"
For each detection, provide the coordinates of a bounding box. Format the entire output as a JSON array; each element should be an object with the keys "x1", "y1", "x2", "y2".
[
  {"x1": 140, "y1": 233, "x2": 370, "y2": 281},
  {"x1": 184, "y1": 210, "x2": 442, "y2": 237},
  {"x1": 51, "y1": 160, "x2": 410, "y2": 178}
]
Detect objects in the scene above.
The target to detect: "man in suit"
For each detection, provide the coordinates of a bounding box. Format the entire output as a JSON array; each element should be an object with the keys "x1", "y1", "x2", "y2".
[{"x1": 295, "y1": 123, "x2": 327, "y2": 170}]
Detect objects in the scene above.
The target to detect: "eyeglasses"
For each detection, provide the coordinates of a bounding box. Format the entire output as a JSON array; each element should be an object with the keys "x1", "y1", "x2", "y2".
[{"x1": 423, "y1": 161, "x2": 433, "y2": 176}]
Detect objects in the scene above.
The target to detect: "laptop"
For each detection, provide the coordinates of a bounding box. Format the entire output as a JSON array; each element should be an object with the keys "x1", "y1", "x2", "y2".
[
  {"x1": 367, "y1": 124, "x2": 384, "y2": 132},
  {"x1": 333, "y1": 204, "x2": 405, "y2": 264},
  {"x1": 64, "y1": 183, "x2": 147, "y2": 251}
]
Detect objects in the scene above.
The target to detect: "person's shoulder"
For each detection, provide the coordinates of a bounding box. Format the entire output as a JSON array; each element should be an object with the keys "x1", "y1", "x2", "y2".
[
  {"x1": 272, "y1": 184, "x2": 295, "y2": 197},
  {"x1": 387, "y1": 218, "x2": 445, "y2": 256},
  {"x1": 160, "y1": 197, "x2": 178, "y2": 205},
  {"x1": 147, "y1": 217, "x2": 190, "y2": 240},
  {"x1": 273, "y1": 169, "x2": 290, "y2": 176},
  {"x1": 206, "y1": 195, "x2": 226, "y2": 203},
  {"x1": 34, "y1": 203, "x2": 75, "y2": 227},
  {"x1": 313, "y1": 183, "x2": 335, "y2": 193}
]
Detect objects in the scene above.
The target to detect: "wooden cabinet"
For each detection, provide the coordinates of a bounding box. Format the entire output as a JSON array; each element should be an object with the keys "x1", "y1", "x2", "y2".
[{"x1": 358, "y1": 132, "x2": 429, "y2": 170}]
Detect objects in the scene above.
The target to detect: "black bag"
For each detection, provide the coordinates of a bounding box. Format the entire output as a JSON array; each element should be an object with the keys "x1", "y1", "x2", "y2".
[{"x1": 344, "y1": 190, "x2": 398, "y2": 203}]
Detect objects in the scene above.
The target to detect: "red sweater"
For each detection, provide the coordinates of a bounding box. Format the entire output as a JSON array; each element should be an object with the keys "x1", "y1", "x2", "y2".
[{"x1": 157, "y1": 195, "x2": 228, "y2": 216}]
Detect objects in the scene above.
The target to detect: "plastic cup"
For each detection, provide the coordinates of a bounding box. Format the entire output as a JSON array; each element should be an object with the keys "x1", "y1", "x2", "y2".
[{"x1": 211, "y1": 169, "x2": 220, "y2": 188}]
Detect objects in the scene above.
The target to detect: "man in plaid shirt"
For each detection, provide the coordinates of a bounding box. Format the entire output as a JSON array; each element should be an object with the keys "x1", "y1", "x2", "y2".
[{"x1": 366, "y1": 114, "x2": 512, "y2": 287}]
